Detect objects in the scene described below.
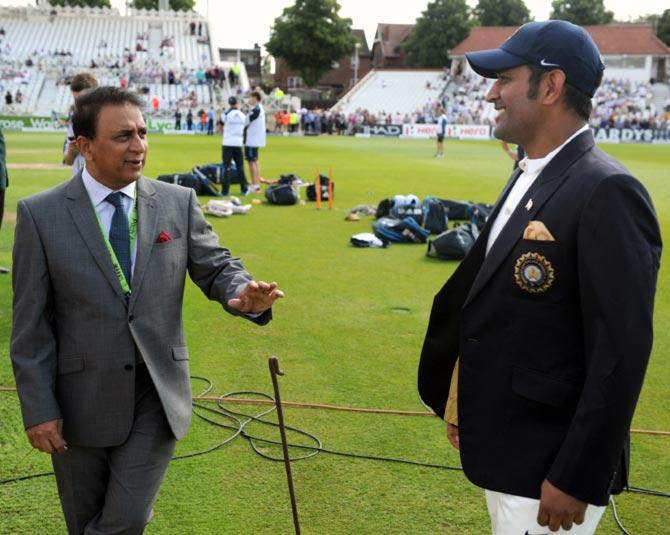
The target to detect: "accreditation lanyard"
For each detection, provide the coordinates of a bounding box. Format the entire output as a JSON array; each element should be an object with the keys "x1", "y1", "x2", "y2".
[{"x1": 89, "y1": 193, "x2": 138, "y2": 295}]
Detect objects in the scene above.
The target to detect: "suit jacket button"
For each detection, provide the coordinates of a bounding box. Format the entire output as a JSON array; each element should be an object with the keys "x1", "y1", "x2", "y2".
[
  {"x1": 128, "y1": 315, "x2": 135, "y2": 322},
  {"x1": 124, "y1": 364, "x2": 134, "y2": 371}
]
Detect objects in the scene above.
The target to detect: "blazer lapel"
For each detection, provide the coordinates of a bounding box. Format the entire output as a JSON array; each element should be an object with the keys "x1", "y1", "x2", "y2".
[
  {"x1": 464, "y1": 131, "x2": 595, "y2": 308},
  {"x1": 461, "y1": 166, "x2": 523, "y2": 274},
  {"x1": 65, "y1": 174, "x2": 128, "y2": 304},
  {"x1": 129, "y1": 176, "x2": 158, "y2": 310}
]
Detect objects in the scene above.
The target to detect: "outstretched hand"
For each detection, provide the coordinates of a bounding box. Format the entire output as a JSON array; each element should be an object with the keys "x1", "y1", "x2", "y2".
[{"x1": 228, "y1": 280, "x2": 284, "y2": 314}]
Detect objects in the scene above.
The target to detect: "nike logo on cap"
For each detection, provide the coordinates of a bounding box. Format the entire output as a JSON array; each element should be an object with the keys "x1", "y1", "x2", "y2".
[{"x1": 540, "y1": 59, "x2": 560, "y2": 67}]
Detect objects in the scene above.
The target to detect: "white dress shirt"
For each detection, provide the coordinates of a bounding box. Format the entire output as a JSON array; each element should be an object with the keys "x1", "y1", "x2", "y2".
[
  {"x1": 82, "y1": 166, "x2": 138, "y2": 274},
  {"x1": 486, "y1": 125, "x2": 589, "y2": 255}
]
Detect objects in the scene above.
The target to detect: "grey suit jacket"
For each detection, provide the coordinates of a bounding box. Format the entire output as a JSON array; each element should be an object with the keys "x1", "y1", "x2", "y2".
[{"x1": 10, "y1": 174, "x2": 270, "y2": 447}]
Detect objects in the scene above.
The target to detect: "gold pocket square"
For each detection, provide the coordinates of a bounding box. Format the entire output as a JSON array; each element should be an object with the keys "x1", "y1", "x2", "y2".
[{"x1": 523, "y1": 221, "x2": 555, "y2": 241}]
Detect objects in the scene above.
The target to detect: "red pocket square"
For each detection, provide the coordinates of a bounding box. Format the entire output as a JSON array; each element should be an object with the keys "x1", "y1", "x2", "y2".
[{"x1": 156, "y1": 231, "x2": 173, "y2": 243}]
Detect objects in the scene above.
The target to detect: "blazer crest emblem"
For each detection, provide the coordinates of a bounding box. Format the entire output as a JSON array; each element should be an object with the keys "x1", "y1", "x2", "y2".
[{"x1": 514, "y1": 252, "x2": 555, "y2": 293}]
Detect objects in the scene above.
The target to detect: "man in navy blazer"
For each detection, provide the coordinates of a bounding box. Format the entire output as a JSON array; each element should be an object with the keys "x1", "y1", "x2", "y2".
[{"x1": 418, "y1": 21, "x2": 661, "y2": 534}]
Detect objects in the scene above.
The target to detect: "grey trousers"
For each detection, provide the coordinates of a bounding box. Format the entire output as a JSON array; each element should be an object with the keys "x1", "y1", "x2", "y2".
[{"x1": 52, "y1": 364, "x2": 176, "y2": 535}]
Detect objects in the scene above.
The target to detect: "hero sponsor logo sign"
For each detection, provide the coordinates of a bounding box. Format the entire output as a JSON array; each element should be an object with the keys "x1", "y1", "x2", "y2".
[{"x1": 402, "y1": 124, "x2": 491, "y2": 140}]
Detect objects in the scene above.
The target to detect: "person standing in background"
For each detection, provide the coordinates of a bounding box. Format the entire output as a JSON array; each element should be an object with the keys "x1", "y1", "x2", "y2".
[
  {"x1": 244, "y1": 91, "x2": 266, "y2": 193},
  {"x1": 501, "y1": 140, "x2": 525, "y2": 171},
  {"x1": 207, "y1": 107, "x2": 215, "y2": 135},
  {"x1": 62, "y1": 73, "x2": 98, "y2": 174},
  {"x1": 435, "y1": 107, "x2": 448, "y2": 158},
  {"x1": 221, "y1": 96, "x2": 247, "y2": 196}
]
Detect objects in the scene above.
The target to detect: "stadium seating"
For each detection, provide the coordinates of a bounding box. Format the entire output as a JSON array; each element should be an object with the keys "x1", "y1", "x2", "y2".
[
  {"x1": 0, "y1": 3, "x2": 226, "y2": 116},
  {"x1": 336, "y1": 70, "x2": 448, "y2": 116},
  {"x1": 0, "y1": 5, "x2": 210, "y2": 70}
]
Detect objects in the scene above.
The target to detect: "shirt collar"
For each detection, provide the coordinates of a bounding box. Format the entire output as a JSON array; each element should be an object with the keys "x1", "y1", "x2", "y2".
[
  {"x1": 518, "y1": 124, "x2": 590, "y2": 176},
  {"x1": 82, "y1": 166, "x2": 137, "y2": 207}
]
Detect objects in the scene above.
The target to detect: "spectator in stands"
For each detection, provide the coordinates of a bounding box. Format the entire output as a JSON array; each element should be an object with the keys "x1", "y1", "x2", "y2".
[
  {"x1": 245, "y1": 91, "x2": 266, "y2": 193},
  {"x1": 221, "y1": 96, "x2": 248, "y2": 196},
  {"x1": 5, "y1": 90, "x2": 12, "y2": 106},
  {"x1": 290, "y1": 109, "x2": 298, "y2": 133},
  {"x1": 207, "y1": 107, "x2": 215, "y2": 136},
  {"x1": 435, "y1": 107, "x2": 447, "y2": 158},
  {"x1": 14, "y1": 90, "x2": 22, "y2": 105},
  {"x1": 63, "y1": 73, "x2": 98, "y2": 175},
  {"x1": 0, "y1": 126, "x2": 8, "y2": 273},
  {"x1": 304, "y1": 109, "x2": 315, "y2": 134},
  {"x1": 274, "y1": 110, "x2": 282, "y2": 133},
  {"x1": 186, "y1": 109, "x2": 193, "y2": 131},
  {"x1": 174, "y1": 109, "x2": 182, "y2": 130}
]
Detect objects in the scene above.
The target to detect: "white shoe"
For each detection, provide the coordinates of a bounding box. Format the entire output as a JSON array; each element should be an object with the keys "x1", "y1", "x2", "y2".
[
  {"x1": 231, "y1": 204, "x2": 252, "y2": 214},
  {"x1": 203, "y1": 200, "x2": 233, "y2": 217}
]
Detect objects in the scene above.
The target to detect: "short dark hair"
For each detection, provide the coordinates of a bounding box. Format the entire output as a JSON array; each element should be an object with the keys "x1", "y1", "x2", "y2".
[
  {"x1": 526, "y1": 64, "x2": 598, "y2": 121},
  {"x1": 70, "y1": 72, "x2": 98, "y2": 93},
  {"x1": 73, "y1": 86, "x2": 143, "y2": 139},
  {"x1": 250, "y1": 91, "x2": 262, "y2": 101}
]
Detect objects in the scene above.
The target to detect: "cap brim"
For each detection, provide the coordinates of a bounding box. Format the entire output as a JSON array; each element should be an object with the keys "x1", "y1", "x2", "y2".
[{"x1": 465, "y1": 48, "x2": 527, "y2": 78}]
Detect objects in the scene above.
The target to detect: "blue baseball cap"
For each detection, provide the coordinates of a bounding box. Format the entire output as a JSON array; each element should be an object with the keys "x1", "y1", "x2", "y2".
[{"x1": 465, "y1": 20, "x2": 605, "y2": 97}]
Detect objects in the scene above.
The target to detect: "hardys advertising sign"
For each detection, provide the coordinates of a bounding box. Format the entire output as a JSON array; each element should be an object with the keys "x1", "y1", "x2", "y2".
[{"x1": 592, "y1": 127, "x2": 670, "y2": 144}]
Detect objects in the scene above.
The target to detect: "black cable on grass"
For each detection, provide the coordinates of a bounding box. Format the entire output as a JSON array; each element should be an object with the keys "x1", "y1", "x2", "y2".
[
  {"x1": 0, "y1": 377, "x2": 667, "y2": 535},
  {"x1": 610, "y1": 496, "x2": 631, "y2": 535}
]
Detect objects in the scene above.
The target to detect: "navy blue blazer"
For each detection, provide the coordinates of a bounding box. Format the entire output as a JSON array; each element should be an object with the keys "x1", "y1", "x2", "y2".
[{"x1": 418, "y1": 131, "x2": 661, "y2": 506}]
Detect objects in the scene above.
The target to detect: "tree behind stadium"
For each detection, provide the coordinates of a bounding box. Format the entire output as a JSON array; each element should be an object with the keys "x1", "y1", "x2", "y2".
[
  {"x1": 550, "y1": 0, "x2": 614, "y2": 25},
  {"x1": 473, "y1": 0, "x2": 531, "y2": 27},
  {"x1": 265, "y1": 0, "x2": 357, "y2": 88},
  {"x1": 48, "y1": 0, "x2": 111, "y2": 7},
  {"x1": 657, "y1": 9, "x2": 670, "y2": 46},
  {"x1": 131, "y1": 0, "x2": 195, "y2": 10},
  {"x1": 403, "y1": 0, "x2": 472, "y2": 68}
]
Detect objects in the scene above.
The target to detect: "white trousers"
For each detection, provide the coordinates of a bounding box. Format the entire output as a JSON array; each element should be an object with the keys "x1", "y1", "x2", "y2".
[{"x1": 485, "y1": 490, "x2": 606, "y2": 535}]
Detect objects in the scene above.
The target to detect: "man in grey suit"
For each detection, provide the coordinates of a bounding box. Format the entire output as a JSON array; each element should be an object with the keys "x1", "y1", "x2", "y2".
[{"x1": 10, "y1": 87, "x2": 283, "y2": 534}]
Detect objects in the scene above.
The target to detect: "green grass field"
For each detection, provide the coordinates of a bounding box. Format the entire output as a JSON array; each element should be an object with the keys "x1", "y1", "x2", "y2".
[{"x1": 0, "y1": 132, "x2": 668, "y2": 534}]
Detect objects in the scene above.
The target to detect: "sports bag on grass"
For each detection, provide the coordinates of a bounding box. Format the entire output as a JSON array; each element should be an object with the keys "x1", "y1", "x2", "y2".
[
  {"x1": 373, "y1": 217, "x2": 431, "y2": 244},
  {"x1": 157, "y1": 173, "x2": 220, "y2": 196},
  {"x1": 307, "y1": 174, "x2": 334, "y2": 201},
  {"x1": 426, "y1": 224, "x2": 478, "y2": 260},
  {"x1": 265, "y1": 183, "x2": 298, "y2": 205},
  {"x1": 422, "y1": 196, "x2": 448, "y2": 234},
  {"x1": 390, "y1": 194, "x2": 423, "y2": 225},
  {"x1": 439, "y1": 199, "x2": 472, "y2": 220}
]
